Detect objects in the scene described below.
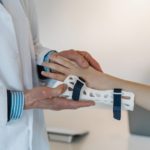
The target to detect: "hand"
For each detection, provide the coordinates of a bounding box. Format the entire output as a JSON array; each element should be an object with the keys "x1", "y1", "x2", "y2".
[
  {"x1": 42, "y1": 55, "x2": 103, "y2": 89},
  {"x1": 24, "y1": 84, "x2": 95, "y2": 110},
  {"x1": 52, "y1": 50, "x2": 103, "y2": 71}
]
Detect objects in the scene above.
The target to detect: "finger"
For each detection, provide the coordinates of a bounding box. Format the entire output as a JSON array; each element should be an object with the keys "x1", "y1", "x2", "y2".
[
  {"x1": 48, "y1": 84, "x2": 68, "y2": 97},
  {"x1": 50, "y1": 98, "x2": 95, "y2": 110},
  {"x1": 78, "y1": 51, "x2": 103, "y2": 72},
  {"x1": 59, "y1": 50, "x2": 89, "y2": 68},
  {"x1": 41, "y1": 71, "x2": 66, "y2": 81},
  {"x1": 51, "y1": 54, "x2": 76, "y2": 68},
  {"x1": 35, "y1": 97, "x2": 95, "y2": 110},
  {"x1": 42, "y1": 62, "x2": 70, "y2": 75},
  {"x1": 66, "y1": 100, "x2": 95, "y2": 109}
]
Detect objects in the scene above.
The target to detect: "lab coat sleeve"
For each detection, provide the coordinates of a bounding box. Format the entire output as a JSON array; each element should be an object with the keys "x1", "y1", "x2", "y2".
[
  {"x1": 0, "y1": 7, "x2": 13, "y2": 126},
  {"x1": 0, "y1": 5, "x2": 26, "y2": 126},
  {"x1": 23, "y1": 0, "x2": 56, "y2": 65},
  {"x1": 0, "y1": 87, "x2": 8, "y2": 126}
]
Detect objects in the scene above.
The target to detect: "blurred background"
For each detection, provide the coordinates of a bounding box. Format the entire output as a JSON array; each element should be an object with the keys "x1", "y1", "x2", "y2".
[{"x1": 35, "y1": 0, "x2": 150, "y2": 149}]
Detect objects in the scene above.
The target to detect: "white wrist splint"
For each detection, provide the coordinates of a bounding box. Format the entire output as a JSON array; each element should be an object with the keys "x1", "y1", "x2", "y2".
[{"x1": 52, "y1": 75, "x2": 135, "y2": 111}]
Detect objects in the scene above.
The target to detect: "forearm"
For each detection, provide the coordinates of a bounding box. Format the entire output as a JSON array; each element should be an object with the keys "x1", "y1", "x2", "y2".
[
  {"x1": 91, "y1": 72, "x2": 150, "y2": 111},
  {"x1": 41, "y1": 55, "x2": 150, "y2": 111}
]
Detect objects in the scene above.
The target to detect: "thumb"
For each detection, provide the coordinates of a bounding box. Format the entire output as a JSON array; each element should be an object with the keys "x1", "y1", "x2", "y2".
[
  {"x1": 49, "y1": 84, "x2": 67, "y2": 97},
  {"x1": 77, "y1": 51, "x2": 103, "y2": 71}
]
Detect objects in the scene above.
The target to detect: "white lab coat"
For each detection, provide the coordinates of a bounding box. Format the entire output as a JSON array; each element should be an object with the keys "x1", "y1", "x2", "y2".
[{"x1": 0, "y1": 0, "x2": 51, "y2": 149}]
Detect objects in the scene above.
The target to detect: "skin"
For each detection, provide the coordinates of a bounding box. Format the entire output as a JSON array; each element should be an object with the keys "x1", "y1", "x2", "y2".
[
  {"x1": 42, "y1": 54, "x2": 150, "y2": 111},
  {"x1": 58, "y1": 50, "x2": 102, "y2": 71},
  {"x1": 25, "y1": 85, "x2": 95, "y2": 110},
  {"x1": 24, "y1": 50, "x2": 101, "y2": 110}
]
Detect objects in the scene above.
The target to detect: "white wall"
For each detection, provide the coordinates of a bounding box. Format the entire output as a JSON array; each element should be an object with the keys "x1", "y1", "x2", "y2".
[{"x1": 35, "y1": 0, "x2": 150, "y2": 130}]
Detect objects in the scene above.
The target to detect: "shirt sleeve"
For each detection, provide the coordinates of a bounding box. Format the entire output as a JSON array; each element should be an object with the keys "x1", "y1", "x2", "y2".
[
  {"x1": 0, "y1": 87, "x2": 24, "y2": 126},
  {"x1": 7, "y1": 90, "x2": 24, "y2": 121}
]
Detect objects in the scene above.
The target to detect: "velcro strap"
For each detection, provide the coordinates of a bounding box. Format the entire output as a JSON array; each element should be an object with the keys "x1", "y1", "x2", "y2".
[
  {"x1": 113, "y1": 89, "x2": 122, "y2": 120},
  {"x1": 72, "y1": 80, "x2": 84, "y2": 101}
]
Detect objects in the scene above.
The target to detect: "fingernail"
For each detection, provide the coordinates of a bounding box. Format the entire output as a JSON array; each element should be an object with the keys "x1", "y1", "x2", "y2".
[
  {"x1": 90, "y1": 102, "x2": 95, "y2": 105},
  {"x1": 41, "y1": 71, "x2": 45, "y2": 75}
]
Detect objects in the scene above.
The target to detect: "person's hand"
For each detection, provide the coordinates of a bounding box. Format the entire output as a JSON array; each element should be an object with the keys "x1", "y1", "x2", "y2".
[
  {"x1": 24, "y1": 84, "x2": 95, "y2": 110},
  {"x1": 52, "y1": 50, "x2": 103, "y2": 71},
  {"x1": 41, "y1": 55, "x2": 103, "y2": 89}
]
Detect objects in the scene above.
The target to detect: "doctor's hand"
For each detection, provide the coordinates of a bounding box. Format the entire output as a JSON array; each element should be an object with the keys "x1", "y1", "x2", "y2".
[
  {"x1": 24, "y1": 85, "x2": 95, "y2": 110},
  {"x1": 52, "y1": 50, "x2": 102, "y2": 71},
  {"x1": 42, "y1": 55, "x2": 103, "y2": 89}
]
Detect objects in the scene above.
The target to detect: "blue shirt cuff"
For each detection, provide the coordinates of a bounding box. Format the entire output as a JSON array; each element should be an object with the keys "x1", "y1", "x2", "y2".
[
  {"x1": 7, "y1": 90, "x2": 24, "y2": 121},
  {"x1": 43, "y1": 50, "x2": 57, "y2": 72}
]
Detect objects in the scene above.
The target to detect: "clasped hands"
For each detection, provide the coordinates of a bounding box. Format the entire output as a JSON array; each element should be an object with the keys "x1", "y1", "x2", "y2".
[{"x1": 25, "y1": 50, "x2": 102, "y2": 110}]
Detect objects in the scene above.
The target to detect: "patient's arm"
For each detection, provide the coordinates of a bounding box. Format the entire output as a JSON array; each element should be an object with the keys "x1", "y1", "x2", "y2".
[{"x1": 42, "y1": 55, "x2": 150, "y2": 111}]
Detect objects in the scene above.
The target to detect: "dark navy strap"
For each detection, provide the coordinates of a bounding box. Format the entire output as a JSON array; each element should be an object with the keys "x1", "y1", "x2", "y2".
[
  {"x1": 7, "y1": 90, "x2": 12, "y2": 122},
  {"x1": 72, "y1": 80, "x2": 84, "y2": 101},
  {"x1": 113, "y1": 89, "x2": 122, "y2": 120}
]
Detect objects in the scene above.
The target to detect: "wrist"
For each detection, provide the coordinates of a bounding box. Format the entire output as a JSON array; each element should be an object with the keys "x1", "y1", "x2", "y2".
[
  {"x1": 96, "y1": 73, "x2": 118, "y2": 90},
  {"x1": 100, "y1": 73, "x2": 128, "y2": 90},
  {"x1": 24, "y1": 90, "x2": 34, "y2": 110},
  {"x1": 81, "y1": 67, "x2": 104, "y2": 89},
  {"x1": 92, "y1": 72, "x2": 110, "y2": 90}
]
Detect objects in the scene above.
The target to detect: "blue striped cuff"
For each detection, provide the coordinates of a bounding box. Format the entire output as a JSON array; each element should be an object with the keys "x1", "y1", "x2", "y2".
[
  {"x1": 9, "y1": 91, "x2": 24, "y2": 120},
  {"x1": 43, "y1": 50, "x2": 57, "y2": 72}
]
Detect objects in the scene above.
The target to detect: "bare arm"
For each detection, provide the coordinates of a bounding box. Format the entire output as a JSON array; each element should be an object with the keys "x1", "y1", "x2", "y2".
[{"x1": 42, "y1": 55, "x2": 150, "y2": 111}]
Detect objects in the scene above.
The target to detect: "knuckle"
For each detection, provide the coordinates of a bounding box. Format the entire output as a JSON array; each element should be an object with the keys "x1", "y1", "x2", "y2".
[
  {"x1": 51, "y1": 53, "x2": 59, "y2": 60},
  {"x1": 57, "y1": 66, "x2": 63, "y2": 72},
  {"x1": 48, "y1": 73, "x2": 53, "y2": 78},
  {"x1": 54, "y1": 53, "x2": 58, "y2": 56},
  {"x1": 42, "y1": 90, "x2": 46, "y2": 95},
  {"x1": 49, "y1": 73, "x2": 57, "y2": 78},
  {"x1": 81, "y1": 50, "x2": 87, "y2": 54},
  {"x1": 41, "y1": 89, "x2": 49, "y2": 97},
  {"x1": 69, "y1": 49, "x2": 76, "y2": 54},
  {"x1": 79, "y1": 56, "x2": 86, "y2": 63},
  {"x1": 64, "y1": 69, "x2": 70, "y2": 75},
  {"x1": 45, "y1": 72, "x2": 50, "y2": 78},
  {"x1": 84, "y1": 52, "x2": 90, "y2": 58},
  {"x1": 50, "y1": 63, "x2": 56, "y2": 70},
  {"x1": 54, "y1": 74, "x2": 59, "y2": 79}
]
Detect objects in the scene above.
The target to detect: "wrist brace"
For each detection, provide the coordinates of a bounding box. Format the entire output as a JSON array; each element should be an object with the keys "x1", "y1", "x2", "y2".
[{"x1": 52, "y1": 75, "x2": 135, "y2": 119}]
